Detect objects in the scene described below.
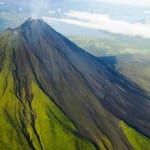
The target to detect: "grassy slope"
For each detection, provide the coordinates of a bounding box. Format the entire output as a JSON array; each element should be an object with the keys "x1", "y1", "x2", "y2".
[
  {"x1": 120, "y1": 121, "x2": 150, "y2": 150},
  {"x1": 31, "y1": 82, "x2": 95, "y2": 150},
  {"x1": 0, "y1": 59, "x2": 30, "y2": 149},
  {"x1": 0, "y1": 60, "x2": 95, "y2": 150}
]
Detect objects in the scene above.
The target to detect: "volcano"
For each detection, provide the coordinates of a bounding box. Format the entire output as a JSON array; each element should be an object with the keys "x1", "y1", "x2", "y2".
[{"x1": 0, "y1": 19, "x2": 150, "y2": 150}]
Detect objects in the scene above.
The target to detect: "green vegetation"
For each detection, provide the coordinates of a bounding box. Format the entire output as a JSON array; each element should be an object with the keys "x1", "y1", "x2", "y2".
[
  {"x1": 120, "y1": 121, "x2": 150, "y2": 150},
  {"x1": 0, "y1": 64, "x2": 96, "y2": 149},
  {"x1": 30, "y1": 82, "x2": 96, "y2": 150},
  {"x1": 0, "y1": 72, "x2": 30, "y2": 149}
]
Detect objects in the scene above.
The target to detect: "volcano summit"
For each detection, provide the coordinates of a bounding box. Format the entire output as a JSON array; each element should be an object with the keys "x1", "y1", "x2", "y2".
[{"x1": 0, "y1": 19, "x2": 150, "y2": 150}]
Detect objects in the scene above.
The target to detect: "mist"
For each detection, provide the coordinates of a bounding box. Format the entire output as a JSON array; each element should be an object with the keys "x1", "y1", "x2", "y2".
[
  {"x1": 6, "y1": 0, "x2": 52, "y2": 18},
  {"x1": 30, "y1": 0, "x2": 49, "y2": 18}
]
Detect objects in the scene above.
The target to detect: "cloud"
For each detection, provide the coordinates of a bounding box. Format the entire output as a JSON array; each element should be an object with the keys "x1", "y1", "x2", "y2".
[
  {"x1": 48, "y1": 10, "x2": 56, "y2": 14},
  {"x1": 95, "y1": 0, "x2": 150, "y2": 7},
  {"x1": 144, "y1": 10, "x2": 150, "y2": 14},
  {"x1": 43, "y1": 10, "x2": 150, "y2": 38}
]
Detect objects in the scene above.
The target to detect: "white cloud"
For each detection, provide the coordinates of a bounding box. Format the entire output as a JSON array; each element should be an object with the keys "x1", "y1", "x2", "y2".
[
  {"x1": 144, "y1": 10, "x2": 150, "y2": 14},
  {"x1": 48, "y1": 10, "x2": 56, "y2": 14},
  {"x1": 43, "y1": 10, "x2": 150, "y2": 38},
  {"x1": 95, "y1": 0, "x2": 150, "y2": 7}
]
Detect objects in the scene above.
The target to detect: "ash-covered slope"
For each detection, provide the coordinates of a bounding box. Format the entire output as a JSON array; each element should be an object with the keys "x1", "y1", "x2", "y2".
[{"x1": 0, "y1": 19, "x2": 149, "y2": 150}]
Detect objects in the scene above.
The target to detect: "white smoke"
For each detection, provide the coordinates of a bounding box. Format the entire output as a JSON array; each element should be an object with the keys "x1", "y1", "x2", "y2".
[{"x1": 30, "y1": 0, "x2": 49, "y2": 19}]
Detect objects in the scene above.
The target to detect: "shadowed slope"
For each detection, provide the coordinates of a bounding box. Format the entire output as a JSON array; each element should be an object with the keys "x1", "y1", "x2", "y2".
[{"x1": 0, "y1": 19, "x2": 150, "y2": 150}]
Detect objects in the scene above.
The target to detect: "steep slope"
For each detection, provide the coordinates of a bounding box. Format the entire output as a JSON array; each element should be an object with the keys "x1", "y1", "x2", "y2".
[
  {"x1": 0, "y1": 29, "x2": 95, "y2": 150},
  {"x1": 0, "y1": 19, "x2": 150, "y2": 150}
]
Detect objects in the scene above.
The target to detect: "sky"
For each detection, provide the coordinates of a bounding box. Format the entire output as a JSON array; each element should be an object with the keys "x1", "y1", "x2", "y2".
[
  {"x1": 44, "y1": 10, "x2": 150, "y2": 38},
  {"x1": 0, "y1": 0, "x2": 150, "y2": 38},
  {"x1": 42, "y1": 0, "x2": 150, "y2": 38}
]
